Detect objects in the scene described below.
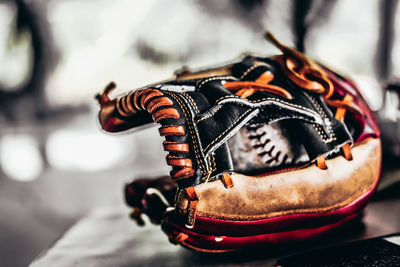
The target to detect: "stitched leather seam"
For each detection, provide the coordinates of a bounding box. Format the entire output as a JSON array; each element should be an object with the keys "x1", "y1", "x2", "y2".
[
  {"x1": 203, "y1": 109, "x2": 252, "y2": 153},
  {"x1": 182, "y1": 92, "x2": 200, "y2": 114},
  {"x1": 172, "y1": 92, "x2": 207, "y2": 172},
  {"x1": 313, "y1": 123, "x2": 337, "y2": 143},
  {"x1": 215, "y1": 95, "x2": 316, "y2": 115},
  {"x1": 165, "y1": 91, "x2": 207, "y2": 173},
  {"x1": 195, "y1": 114, "x2": 213, "y2": 124},
  {"x1": 203, "y1": 154, "x2": 217, "y2": 181},
  {"x1": 195, "y1": 105, "x2": 223, "y2": 123},
  {"x1": 308, "y1": 95, "x2": 336, "y2": 143},
  {"x1": 206, "y1": 154, "x2": 212, "y2": 172},
  {"x1": 239, "y1": 64, "x2": 267, "y2": 80},
  {"x1": 134, "y1": 89, "x2": 195, "y2": 179},
  {"x1": 196, "y1": 182, "x2": 375, "y2": 220},
  {"x1": 215, "y1": 95, "x2": 333, "y2": 147},
  {"x1": 166, "y1": 92, "x2": 206, "y2": 172},
  {"x1": 212, "y1": 152, "x2": 217, "y2": 171},
  {"x1": 196, "y1": 104, "x2": 318, "y2": 127},
  {"x1": 197, "y1": 76, "x2": 236, "y2": 91}
]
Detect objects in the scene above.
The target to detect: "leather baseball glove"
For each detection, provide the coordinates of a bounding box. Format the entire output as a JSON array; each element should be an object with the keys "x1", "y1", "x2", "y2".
[{"x1": 96, "y1": 33, "x2": 381, "y2": 252}]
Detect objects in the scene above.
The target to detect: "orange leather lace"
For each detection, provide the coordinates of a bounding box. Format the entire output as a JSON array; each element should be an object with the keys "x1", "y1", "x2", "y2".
[
  {"x1": 267, "y1": 32, "x2": 356, "y2": 168},
  {"x1": 224, "y1": 72, "x2": 293, "y2": 99},
  {"x1": 184, "y1": 186, "x2": 199, "y2": 227},
  {"x1": 129, "y1": 88, "x2": 195, "y2": 179},
  {"x1": 224, "y1": 33, "x2": 357, "y2": 169},
  {"x1": 97, "y1": 85, "x2": 195, "y2": 180}
]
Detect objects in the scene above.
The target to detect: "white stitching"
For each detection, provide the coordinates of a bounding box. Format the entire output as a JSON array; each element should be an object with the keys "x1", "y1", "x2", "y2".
[
  {"x1": 164, "y1": 92, "x2": 207, "y2": 173},
  {"x1": 308, "y1": 95, "x2": 337, "y2": 143},
  {"x1": 240, "y1": 64, "x2": 258, "y2": 80},
  {"x1": 182, "y1": 92, "x2": 200, "y2": 114},
  {"x1": 215, "y1": 95, "x2": 317, "y2": 115},
  {"x1": 195, "y1": 105, "x2": 223, "y2": 124},
  {"x1": 203, "y1": 109, "x2": 252, "y2": 153},
  {"x1": 197, "y1": 76, "x2": 236, "y2": 91},
  {"x1": 313, "y1": 123, "x2": 337, "y2": 143}
]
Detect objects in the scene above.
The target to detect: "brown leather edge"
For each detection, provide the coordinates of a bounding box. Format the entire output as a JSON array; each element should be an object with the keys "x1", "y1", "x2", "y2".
[{"x1": 196, "y1": 137, "x2": 381, "y2": 221}]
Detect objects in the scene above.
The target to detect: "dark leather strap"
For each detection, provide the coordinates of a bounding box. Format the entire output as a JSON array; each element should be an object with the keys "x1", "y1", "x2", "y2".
[{"x1": 110, "y1": 57, "x2": 353, "y2": 188}]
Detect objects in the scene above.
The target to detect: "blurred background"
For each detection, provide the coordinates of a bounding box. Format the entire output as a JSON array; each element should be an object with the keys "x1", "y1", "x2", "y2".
[{"x1": 0, "y1": 0, "x2": 399, "y2": 266}]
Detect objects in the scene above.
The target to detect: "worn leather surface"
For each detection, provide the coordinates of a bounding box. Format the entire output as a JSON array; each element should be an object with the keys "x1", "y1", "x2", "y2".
[
  {"x1": 99, "y1": 56, "x2": 359, "y2": 189},
  {"x1": 191, "y1": 137, "x2": 380, "y2": 220}
]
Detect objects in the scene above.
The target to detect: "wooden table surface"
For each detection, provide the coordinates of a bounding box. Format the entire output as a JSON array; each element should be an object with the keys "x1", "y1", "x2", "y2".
[{"x1": 29, "y1": 195, "x2": 400, "y2": 267}]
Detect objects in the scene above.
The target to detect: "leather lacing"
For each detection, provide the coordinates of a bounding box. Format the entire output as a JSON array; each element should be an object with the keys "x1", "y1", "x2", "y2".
[
  {"x1": 224, "y1": 72, "x2": 293, "y2": 100},
  {"x1": 99, "y1": 33, "x2": 359, "y2": 235},
  {"x1": 169, "y1": 232, "x2": 189, "y2": 245},
  {"x1": 98, "y1": 84, "x2": 235, "y2": 229},
  {"x1": 97, "y1": 84, "x2": 195, "y2": 180},
  {"x1": 224, "y1": 32, "x2": 360, "y2": 170},
  {"x1": 182, "y1": 173, "x2": 233, "y2": 228},
  {"x1": 268, "y1": 32, "x2": 359, "y2": 169}
]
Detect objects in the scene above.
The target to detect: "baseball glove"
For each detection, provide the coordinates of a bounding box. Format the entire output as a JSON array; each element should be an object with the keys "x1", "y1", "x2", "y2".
[{"x1": 96, "y1": 33, "x2": 381, "y2": 252}]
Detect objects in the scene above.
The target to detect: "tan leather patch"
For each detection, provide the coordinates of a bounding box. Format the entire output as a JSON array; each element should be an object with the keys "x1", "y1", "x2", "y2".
[{"x1": 191, "y1": 138, "x2": 381, "y2": 221}]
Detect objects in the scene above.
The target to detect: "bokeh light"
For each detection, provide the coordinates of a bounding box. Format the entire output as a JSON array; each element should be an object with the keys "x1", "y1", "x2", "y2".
[{"x1": 0, "y1": 134, "x2": 43, "y2": 182}]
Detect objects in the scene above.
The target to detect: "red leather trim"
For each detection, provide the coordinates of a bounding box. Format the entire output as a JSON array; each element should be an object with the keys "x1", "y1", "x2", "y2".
[
  {"x1": 325, "y1": 69, "x2": 380, "y2": 143},
  {"x1": 163, "y1": 179, "x2": 378, "y2": 241},
  {"x1": 163, "y1": 212, "x2": 360, "y2": 252}
]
